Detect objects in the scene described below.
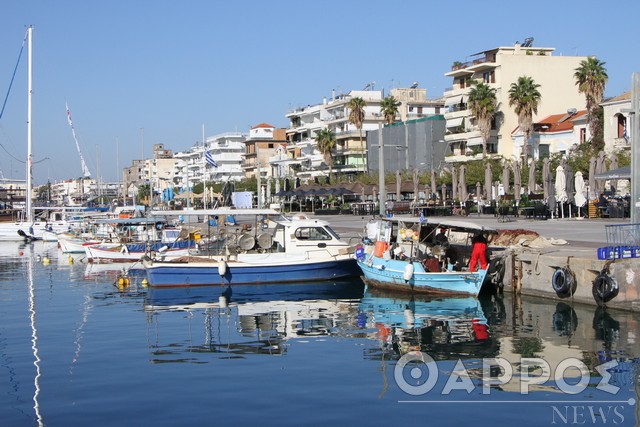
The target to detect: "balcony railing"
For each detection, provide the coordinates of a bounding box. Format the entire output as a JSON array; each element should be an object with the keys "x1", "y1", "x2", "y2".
[{"x1": 613, "y1": 137, "x2": 630, "y2": 147}]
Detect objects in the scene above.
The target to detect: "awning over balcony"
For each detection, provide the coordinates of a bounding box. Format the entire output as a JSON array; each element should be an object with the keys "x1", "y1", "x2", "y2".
[
  {"x1": 444, "y1": 95, "x2": 467, "y2": 107},
  {"x1": 446, "y1": 117, "x2": 464, "y2": 128},
  {"x1": 466, "y1": 137, "x2": 483, "y2": 146}
]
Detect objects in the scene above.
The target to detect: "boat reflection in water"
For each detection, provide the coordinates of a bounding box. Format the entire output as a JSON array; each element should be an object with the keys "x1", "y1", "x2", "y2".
[
  {"x1": 143, "y1": 279, "x2": 365, "y2": 361},
  {"x1": 358, "y1": 288, "x2": 498, "y2": 361}
]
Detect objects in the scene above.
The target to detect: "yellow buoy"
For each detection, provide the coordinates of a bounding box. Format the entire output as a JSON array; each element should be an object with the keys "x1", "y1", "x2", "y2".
[
  {"x1": 43, "y1": 257, "x2": 50, "y2": 265},
  {"x1": 68, "y1": 256, "x2": 74, "y2": 264},
  {"x1": 141, "y1": 278, "x2": 148, "y2": 287}
]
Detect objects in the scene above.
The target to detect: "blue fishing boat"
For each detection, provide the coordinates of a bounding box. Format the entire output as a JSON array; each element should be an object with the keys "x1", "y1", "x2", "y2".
[
  {"x1": 143, "y1": 208, "x2": 361, "y2": 287},
  {"x1": 357, "y1": 216, "x2": 499, "y2": 296}
]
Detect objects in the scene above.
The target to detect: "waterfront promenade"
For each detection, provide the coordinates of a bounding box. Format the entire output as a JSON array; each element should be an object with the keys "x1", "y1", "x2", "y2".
[{"x1": 325, "y1": 212, "x2": 628, "y2": 250}]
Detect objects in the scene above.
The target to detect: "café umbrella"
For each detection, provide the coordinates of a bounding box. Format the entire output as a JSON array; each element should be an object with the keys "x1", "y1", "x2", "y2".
[
  {"x1": 484, "y1": 163, "x2": 492, "y2": 201},
  {"x1": 513, "y1": 160, "x2": 521, "y2": 203},
  {"x1": 555, "y1": 164, "x2": 568, "y2": 218},
  {"x1": 528, "y1": 158, "x2": 537, "y2": 194},
  {"x1": 502, "y1": 163, "x2": 510, "y2": 195},
  {"x1": 574, "y1": 171, "x2": 587, "y2": 218}
]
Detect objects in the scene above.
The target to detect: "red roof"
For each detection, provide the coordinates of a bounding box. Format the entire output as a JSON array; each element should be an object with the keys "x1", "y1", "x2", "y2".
[
  {"x1": 252, "y1": 122, "x2": 275, "y2": 129},
  {"x1": 534, "y1": 110, "x2": 587, "y2": 133}
]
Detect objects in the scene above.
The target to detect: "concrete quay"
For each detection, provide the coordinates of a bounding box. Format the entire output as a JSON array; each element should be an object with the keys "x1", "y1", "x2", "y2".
[{"x1": 320, "y1": 213, "x2": 640, "y2": 312}]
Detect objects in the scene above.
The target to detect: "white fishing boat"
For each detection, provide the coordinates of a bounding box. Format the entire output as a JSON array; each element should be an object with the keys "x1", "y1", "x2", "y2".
[
  {"x1": 142, "y1": 208, "x2": 361, "y2": 287},
  {"x1": 84, "y1": 217, "x2": 197, "y2": 262}
]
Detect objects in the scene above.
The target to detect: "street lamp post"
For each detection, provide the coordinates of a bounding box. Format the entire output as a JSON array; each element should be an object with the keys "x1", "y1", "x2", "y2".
[{"x1": 378, "y1": 123, "x2": 385, "y2": 216}]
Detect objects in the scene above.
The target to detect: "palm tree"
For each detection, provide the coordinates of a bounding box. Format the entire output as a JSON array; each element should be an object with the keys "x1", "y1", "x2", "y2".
[
  {"x1": 574, "y1": 56, "x2": 608, "y2": 143},
  {"x1": 347, "y1": 97, "x2": 366, "y2": 173},
  {"x1": 467, "y1": 82, "x2": 497, "y2": 159},
  {"x1": 508, "y1": 76, "x2": 541, "y2": 161},
  {"x1": 314, "y1": 128, "x2": 336, "y2": 179},
  {"x1": 380, "y1": 95, "x2": 400, "y2": 124}
]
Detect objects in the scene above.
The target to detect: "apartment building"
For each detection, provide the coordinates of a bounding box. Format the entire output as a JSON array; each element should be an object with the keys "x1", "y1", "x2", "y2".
[
  {"x1": 390, "y1": 86, "x2": 444, "y2": 122},
  {"x1": 243, "y1": 123, "x2": 287, "y2": 180},
  {"x1": 443, "y1": 40, "x2": 587, "y2": 162},
  {"x1": 205, "y1": 132, "x2": 246, "y2": 182}
]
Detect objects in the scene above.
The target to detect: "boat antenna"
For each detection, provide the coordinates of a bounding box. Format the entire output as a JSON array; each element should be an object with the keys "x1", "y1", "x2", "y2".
[{"x1": 65, "y1": 101, "x2": 92, "y2": 178}]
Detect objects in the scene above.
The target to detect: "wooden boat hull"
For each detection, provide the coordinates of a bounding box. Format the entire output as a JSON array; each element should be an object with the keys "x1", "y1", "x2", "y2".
[{"x1": 357, "y1": 256, "x2": 488, "y2": 297}]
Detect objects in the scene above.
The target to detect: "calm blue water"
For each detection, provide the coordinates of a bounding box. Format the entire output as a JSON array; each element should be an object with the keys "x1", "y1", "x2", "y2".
[{"x1": 2, "y1": 241, "x2": 640, "y2": 427}]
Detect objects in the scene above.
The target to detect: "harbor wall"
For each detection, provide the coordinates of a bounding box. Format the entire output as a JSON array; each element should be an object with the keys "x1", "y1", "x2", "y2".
[{"x1": 499, "y1": 247, "x2": 640, "y2": 312}]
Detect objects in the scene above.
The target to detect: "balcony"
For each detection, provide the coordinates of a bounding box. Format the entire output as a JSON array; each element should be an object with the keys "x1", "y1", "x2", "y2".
[{"x1": 613, "y1": 137, "x2": 630, "y2": 148}]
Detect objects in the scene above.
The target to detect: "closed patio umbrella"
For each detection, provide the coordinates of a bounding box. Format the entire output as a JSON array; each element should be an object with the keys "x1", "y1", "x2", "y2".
[
  {"x1": 588, "y1": 156, "x2": 596, "y2": 200},
  {"x1": 451, "y1": 166, "x2": 458, "y2": 201},
  {"x1": 555, "y1": 165, "x2": 567, "y2": 218},
  {"x1": 564, "y1": 163, "x2": 575, "y2": 217},
  {"x1": 502, "y1": 162, "x2": 510, "y2": 195},
  {"x1": 396, "y1": 170, "x2": 402, "y2": 201},
  {"x1": 441, "y1": 183, "x2": 447, "y2": 203},
  {"x1": 595, "y1": 151, "x2": 606, "y2": 195},
  {"x1": 574, "y1": 171, "x2": 587, "y2": 217},
  {"x1": 484, "y1": 163, "x2": 492, "y2": 201},
  {"x1": 542, "y1": 158, "x2": 550, "y2": 203},
  {"x1": 459, "y1": 165, "x2": 468, "y2": 203},
  {"x1": 528, "y1": 158, "x2": 537, "y2": 194},
  {"x1": 513, "y1": 160, "x2": 521, "y2": 203}
]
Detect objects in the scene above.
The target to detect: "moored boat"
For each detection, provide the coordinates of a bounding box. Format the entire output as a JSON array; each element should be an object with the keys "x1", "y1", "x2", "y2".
[
  {"x1": 143, "y1": 208, "x2": 361, "y2": 287},
  {"x1": 356, "y1": 216, "x2": 500, "y2": 297}
]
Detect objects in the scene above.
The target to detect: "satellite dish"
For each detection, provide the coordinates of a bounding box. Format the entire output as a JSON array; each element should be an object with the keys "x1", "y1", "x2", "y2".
[{"x1": 411, "y1": 81, "x2": 419, "y2": 89}]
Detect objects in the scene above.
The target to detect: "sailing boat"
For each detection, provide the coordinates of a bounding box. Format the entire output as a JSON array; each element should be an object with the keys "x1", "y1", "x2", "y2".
[{"x1": 0, "y1": 27, "x2": 73, "y2": 241}]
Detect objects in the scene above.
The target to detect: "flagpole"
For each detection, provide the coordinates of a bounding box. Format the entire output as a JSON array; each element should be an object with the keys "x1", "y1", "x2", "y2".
[{"x1": 202, "y1": 124, "x2": 207, "y2": 208}]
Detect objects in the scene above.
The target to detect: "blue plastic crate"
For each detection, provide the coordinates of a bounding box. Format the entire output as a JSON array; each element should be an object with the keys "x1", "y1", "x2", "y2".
[
  {"x1": 598, "y1": 245, "x2": 640, "y2": 260},
  {"x1": 597, "y1": 246, "x2": 619, "y2": 260}
]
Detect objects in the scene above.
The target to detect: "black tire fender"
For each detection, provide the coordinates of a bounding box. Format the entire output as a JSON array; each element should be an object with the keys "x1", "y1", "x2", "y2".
[
  {"x1": 552, "y1": 267, "x2": 576, "y2": 297},
  {"x1": 592, "y1": 272, "x2": 619, "y2": 306}
]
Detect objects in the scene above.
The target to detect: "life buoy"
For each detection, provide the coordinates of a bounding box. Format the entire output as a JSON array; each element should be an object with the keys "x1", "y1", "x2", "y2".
[
  {"x1": 592, "y1": 272, "x2": 618, "y2": 306},
  {"x1": 552, "y1": 267, "x2": 576, "y2": 298}
]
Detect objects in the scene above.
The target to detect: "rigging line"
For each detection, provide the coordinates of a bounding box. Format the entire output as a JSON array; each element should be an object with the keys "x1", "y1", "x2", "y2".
[{"x1": 0, "y1": 28, "x2": 28, "y2": 121}]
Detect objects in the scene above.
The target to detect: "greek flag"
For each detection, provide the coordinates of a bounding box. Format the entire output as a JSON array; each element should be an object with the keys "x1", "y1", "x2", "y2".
[
  {"x1": 205, "y1": 151, "x2": 217, "y2": 168},
  {"x1": 419, "y1": 210, "x2": 425, "y2": 223}
]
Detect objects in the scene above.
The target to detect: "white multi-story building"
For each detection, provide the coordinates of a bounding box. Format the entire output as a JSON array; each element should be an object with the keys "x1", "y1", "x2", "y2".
[
  {"x1": 205, "y1": 132, "x2": 246, "y2": 182},
  {"x1": 285, "y1": 89, "x2": 390, "y2": 179},
  {"x1": 443, "y1": 40, "x2": 588, "y2": 161}
]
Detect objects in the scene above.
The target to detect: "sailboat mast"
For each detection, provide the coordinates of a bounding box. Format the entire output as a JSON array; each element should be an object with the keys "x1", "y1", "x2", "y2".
[{"x1": 26, "y1": 25, "x2": 33, "y2": 223}]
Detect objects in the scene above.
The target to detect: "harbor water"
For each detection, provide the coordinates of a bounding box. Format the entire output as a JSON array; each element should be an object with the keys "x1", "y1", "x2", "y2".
[{"x1": 2, "y1": 241, "x2": 640, "y2": 426}]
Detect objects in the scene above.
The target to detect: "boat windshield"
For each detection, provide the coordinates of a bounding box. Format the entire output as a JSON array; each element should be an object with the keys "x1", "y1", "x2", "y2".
[{"x1": 324, "y1": 225, "x2": 341, "y2": 240}]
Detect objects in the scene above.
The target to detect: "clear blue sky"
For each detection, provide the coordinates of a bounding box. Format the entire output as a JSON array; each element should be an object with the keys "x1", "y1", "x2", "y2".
[{"x1": 1, "y1": 0, "x2": 638, "y2": 184}]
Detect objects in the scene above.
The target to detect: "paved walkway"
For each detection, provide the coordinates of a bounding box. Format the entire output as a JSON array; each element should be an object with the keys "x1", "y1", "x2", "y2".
[{"x1": 318, "y1": 213, "x2": 631, "y2": 252}]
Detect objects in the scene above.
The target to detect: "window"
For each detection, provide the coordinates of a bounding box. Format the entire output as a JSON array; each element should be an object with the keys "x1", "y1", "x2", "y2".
[
  {"x1": 617, "y1": 114, "x2": 627, "y2": 138},
  {"x1": 580, "y1": 128, "x2": 586, "y2": 144},
  {"x1": 294, "y1": 227, "x2": 333, "y2": 241}
]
